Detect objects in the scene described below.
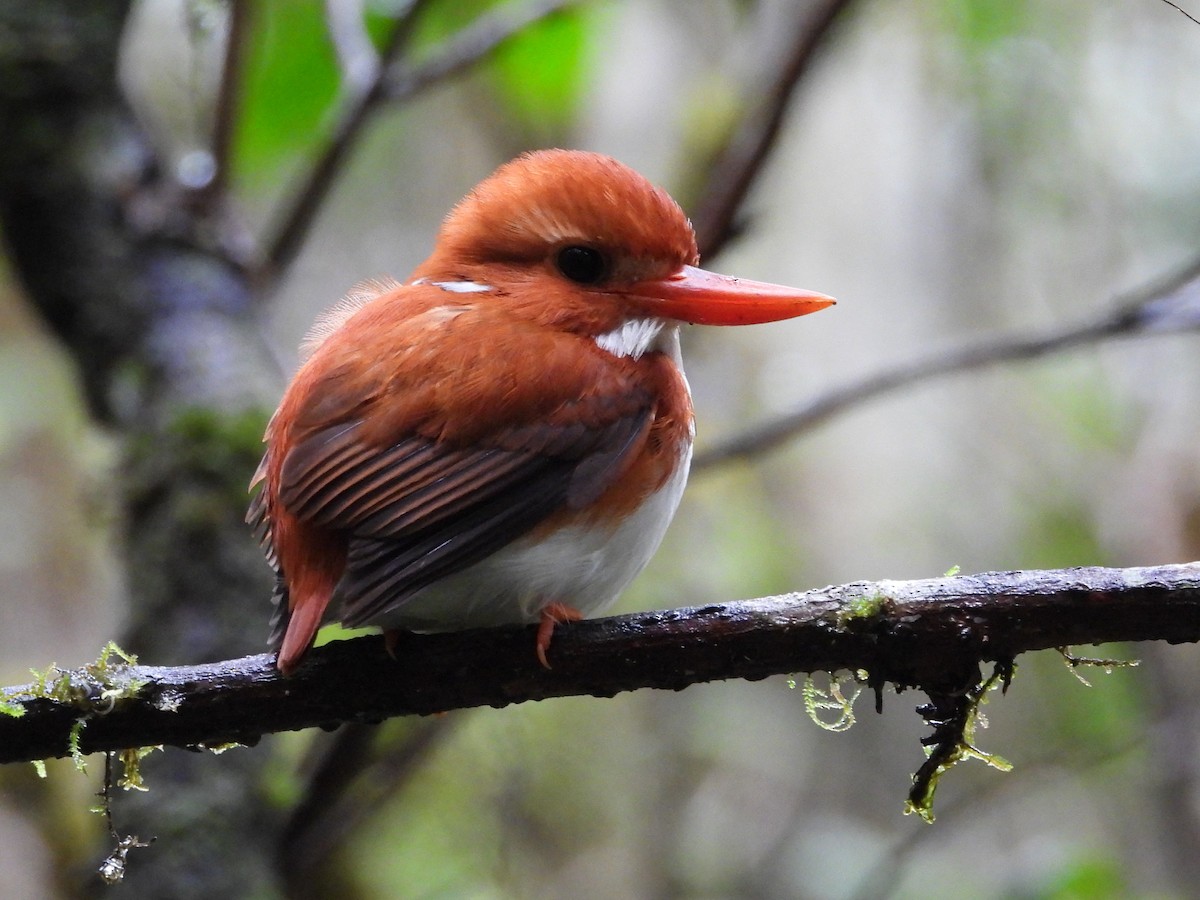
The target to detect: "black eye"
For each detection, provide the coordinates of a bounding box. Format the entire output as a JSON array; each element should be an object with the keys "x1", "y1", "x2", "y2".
[{"x1": 555, "y1": 245, "x2": 607, "y2": 284}]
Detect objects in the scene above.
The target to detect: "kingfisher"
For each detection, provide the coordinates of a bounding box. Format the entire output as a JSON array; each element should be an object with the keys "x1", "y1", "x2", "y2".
[{"x1": 248, "y1": 149, "x2": 834, "y2": 674}]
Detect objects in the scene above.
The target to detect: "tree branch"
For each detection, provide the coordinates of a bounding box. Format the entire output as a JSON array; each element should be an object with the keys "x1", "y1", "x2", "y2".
[
  {"x1": 207, "y1": 0, "x2": 249, "y2": 201},
  {"x1": 1160, "y1": 0, "x2": 1200, "y2": 28},
  {"x1": 380, "y1": 0, "x2": 581, "y2": 101},
  {"x1": 278, "y1": 717, "x2": 453, "y2": 891},
  {"x1": 3, "y1": 562, "x2": 1197, "y2": 766},
  {"x1": 691, "y1": 0, "x2": 857, "y2": 260},
  {"x1": 258, "y1": 1, "x2": 431, "y2": 282}
]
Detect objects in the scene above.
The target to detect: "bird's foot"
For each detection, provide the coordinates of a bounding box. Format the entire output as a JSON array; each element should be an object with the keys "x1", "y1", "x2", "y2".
[{"x1": 536, "y1": 602, "x2": 583, "y2": 669}]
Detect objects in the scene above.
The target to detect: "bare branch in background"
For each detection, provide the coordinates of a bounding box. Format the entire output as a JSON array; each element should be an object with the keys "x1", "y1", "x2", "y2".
[
  {"x1": 260, "y1": 0, "x2": 579, "y2": 283},
  {"x1": 381, "y1": 0, "x2": 580, "y2": 100},
  {"x1": 695, "y1": 253, "x2": 1200, "y2": 471},
  {"x1": 1160, "y1": 0, "x2": 1200, "y2": 27},
  {"x1": 1143, "y1": 644, "x2": 1200, "y2": 891},
  {"x1": 208, "y1": 0, "x2": 249, "y2": 200},
  {"x1": 691, "y1": 0, "x2": 858, "y2": 260},
  {"x1": 3, "y1": 562, "x2": 1198, "y2": 765},
  {"x1": 259, "y1": 1, "x2": 431, "y2": 282},
  {"x1": 278, "y1": 718, "x2": 454, "y2": 892}
]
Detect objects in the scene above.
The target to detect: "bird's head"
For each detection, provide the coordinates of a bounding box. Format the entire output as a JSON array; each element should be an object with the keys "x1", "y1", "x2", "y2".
[{"x1": 412, "y1": 149, "x2": 834, "y2": 339}]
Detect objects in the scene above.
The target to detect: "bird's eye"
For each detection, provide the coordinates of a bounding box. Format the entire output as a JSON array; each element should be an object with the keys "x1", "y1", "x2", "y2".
[{"x1": 555, "y1": 245, "x2": 608, "y2": 285}]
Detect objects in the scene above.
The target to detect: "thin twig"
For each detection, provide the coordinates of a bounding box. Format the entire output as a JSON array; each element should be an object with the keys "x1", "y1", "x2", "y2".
[
  {"x1": 1142, "y1": 645, "x2": 1200, "y2": 892},
  {"x1": 691, "y1": 0, "x2": 858, "y2": 260},
  {"x1": 694, "y1": 253, "x2": 1200, "y2": 470},
  {"x1": 278, "y1": 718, "x2": 454, "y2": 890},
  {"x1": 382, "y1": 0, "x2": 580, "y2": 101},
  {"x1": 208, "y1": 0, "x2": 249, "y2": 199},
  {"x1": 1161, "y1": 0, "x2": 1200, "y2": 27},
  {"x1": 259, "y1": 1, "x2": 432, "y2": 282}
]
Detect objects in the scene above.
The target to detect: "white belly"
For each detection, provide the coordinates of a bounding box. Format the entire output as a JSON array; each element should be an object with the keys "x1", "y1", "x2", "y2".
[{"x1": 365, "y1": 442, "x2": 692, "y2": 631}]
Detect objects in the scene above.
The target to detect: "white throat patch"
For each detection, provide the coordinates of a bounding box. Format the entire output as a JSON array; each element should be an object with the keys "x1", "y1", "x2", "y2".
[{"x1": 594, "y1": 318, "x2": 668, "y2": 360}]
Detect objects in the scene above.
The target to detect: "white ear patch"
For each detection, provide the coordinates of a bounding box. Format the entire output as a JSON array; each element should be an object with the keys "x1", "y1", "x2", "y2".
[
  {"x1": 429, "y1": 280, "x2": 493, "y2": 294},
  {"x1": 299, "y1": 277, "x2": 402, "y2": 361},
  {"x1": 594, "y1": 318, "x2": 667, "y2": 360}
]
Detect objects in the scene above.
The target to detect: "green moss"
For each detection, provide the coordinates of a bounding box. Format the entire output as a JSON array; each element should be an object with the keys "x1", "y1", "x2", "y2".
[
  {"x1": 1058, "y1": 647, "x2": 1140, "y2": 688},
  {"x1": 905, "y1": 666, "x2": 1014, "y2": 824},
  {"x1": 93, "y1": 640, "x2": 137, "y2": 673},
  {"x1": 801, "y1": 673, "x2": 862, "y2": 733},
  {"x1": 166, "y1": 407, "x2": 269, "y2": 464},
  {"x1": 68, "y1": 719, "x2": 89, "y2": 772},
  {"x1": 0, "y1": 696, "x2": 24, "y2": 717},
  {"x1": 836, "y1": 592, "x2": 890, "y2": 628},
  {"x1": 116, "y1": 746, "x2": 159, "y2": 791},
  {"x1": 19, "y1": 642, "x2": 153, "y2": 764}
]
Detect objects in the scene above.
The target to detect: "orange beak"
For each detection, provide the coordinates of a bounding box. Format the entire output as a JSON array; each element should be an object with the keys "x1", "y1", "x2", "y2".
[{"x1": 627, "y1": 264, "x2": 835, "y2": 326}]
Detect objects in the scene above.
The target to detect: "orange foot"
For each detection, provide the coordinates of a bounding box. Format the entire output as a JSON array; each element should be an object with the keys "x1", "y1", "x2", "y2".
[{"x1": 536, "y1": 602, "x2": 583, "y2": 669}]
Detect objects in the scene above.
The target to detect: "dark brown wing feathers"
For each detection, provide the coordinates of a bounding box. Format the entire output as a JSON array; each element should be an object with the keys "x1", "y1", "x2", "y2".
[{"x1": 252, "y1": 292, "x2": 675, "y2": 646}]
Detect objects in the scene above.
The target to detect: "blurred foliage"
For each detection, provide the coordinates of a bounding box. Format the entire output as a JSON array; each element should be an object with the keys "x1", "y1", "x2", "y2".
[
  {"x1": 125, "y1": 407, "x2": 270, "y2": 517},
  {"x1": 414, "y1": 1, "x2": 595, "y2": 139},
  {"x1": 234, "y1": 0, "x2": 341, "y2": 177},
  {"x1": 343, "y1": 697, "x2": 644, "y2": 897},
  {"x1": 235, "y1": 0, "x2": 594, "y2": 180},
  {"x1": 1047, "y1": 647, "x2": 1143, "y2": 749},
  {"x1": 1038, "y1": 855, "x2": 1128, "y2": 900},
  {"x1": 1017, "y1": 500, "x2": 1104, "y2": 570},
  {"x1": 1034, "y1": 366, "x2": 1133, "y2": 455},
  {"x1": 936, "y1": 0, "x2": 1032, "y2": 51}
]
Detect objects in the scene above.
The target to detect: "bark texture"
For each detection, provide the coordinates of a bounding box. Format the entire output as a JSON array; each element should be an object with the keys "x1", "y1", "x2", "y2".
[{"x1": 0, "y1": 3, "x2": 280, "y2": 895}]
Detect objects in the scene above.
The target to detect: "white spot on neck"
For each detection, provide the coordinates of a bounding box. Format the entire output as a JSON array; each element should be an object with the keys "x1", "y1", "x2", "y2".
[
  {"x1": 594, "y1": 318, "x2": 673, "y2": 360},
  {"x1": 410, "y1": 277, "x2": 493, "y2": 294}
]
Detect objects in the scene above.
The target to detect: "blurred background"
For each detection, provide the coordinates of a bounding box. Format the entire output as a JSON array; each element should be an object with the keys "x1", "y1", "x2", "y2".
[{"x1": 2, "y1": 0, "x2": 1200, "y2": 897}]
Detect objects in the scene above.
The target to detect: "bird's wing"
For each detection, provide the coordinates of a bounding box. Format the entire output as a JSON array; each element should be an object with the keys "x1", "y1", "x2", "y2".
[{"x1": 266, "y1": 294, "x2": 658, "y2": 626}]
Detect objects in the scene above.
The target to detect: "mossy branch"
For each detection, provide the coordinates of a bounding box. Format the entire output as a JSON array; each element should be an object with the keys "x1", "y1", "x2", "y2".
[{"x1": 2, "y1": 562, "x2": 1197, "y2": 767}]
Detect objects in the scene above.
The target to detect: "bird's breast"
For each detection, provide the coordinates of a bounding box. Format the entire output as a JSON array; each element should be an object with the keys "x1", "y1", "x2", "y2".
[
  {"x1": 574, "y1": 322, "x2": 694, "y2": 522},
  {"x1": 356, "y1": 334, "x2": 696, "y2": 632}
]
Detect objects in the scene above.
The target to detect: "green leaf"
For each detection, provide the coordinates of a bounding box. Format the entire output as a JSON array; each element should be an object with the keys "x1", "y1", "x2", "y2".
[
  {"x1": 486, "y1": 7, "x2": 591, "y2": 136},
  {"x1": 234, "y1": 0, "x2": 341, "y2": 180},
  {"x1": 414, "y1": 1, "x2": 593, "y2": 138}
]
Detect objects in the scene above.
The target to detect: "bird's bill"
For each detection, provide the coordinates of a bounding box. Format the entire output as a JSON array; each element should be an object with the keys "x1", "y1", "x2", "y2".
[{"x1": 627, "y1": 265, "x2": 835, "y2": 326}]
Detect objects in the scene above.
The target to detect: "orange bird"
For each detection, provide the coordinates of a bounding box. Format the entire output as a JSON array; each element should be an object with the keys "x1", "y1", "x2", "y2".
[{"x1": 249, "y1": 149, "x2": 834, "y2": 675}]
